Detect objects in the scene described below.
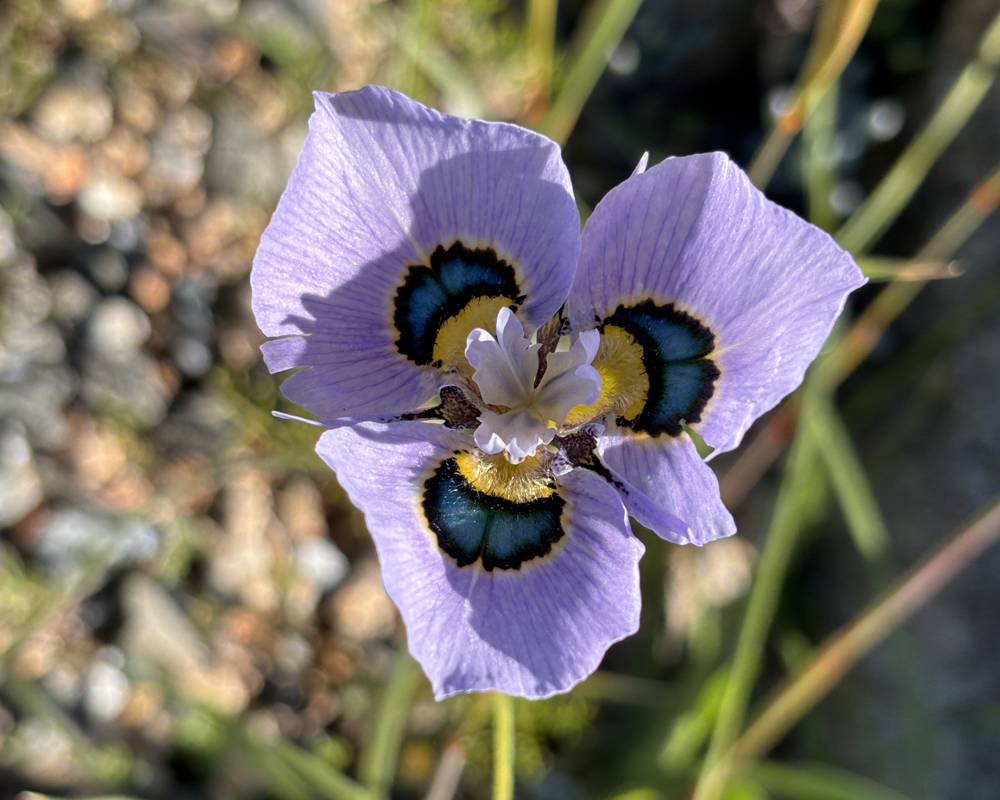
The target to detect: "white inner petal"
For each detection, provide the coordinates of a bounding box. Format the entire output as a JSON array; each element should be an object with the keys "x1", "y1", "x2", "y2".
[{"x1": 465, "y1": 307, "x2": 602, "y2": 463}]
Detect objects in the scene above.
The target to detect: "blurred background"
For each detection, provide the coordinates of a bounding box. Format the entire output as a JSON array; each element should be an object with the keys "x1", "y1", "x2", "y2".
[{"x1": 2, "y1": 0, "x2": 1000, "y2": 798}]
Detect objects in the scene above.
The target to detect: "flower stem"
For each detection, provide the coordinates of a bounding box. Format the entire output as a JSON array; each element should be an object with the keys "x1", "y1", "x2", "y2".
[
  {"x1": 692, "y1": 419, "x2": 822, "y2": 800},
  {"x1": 493, "y1": 693, "x2": 516, "y2": 800}
]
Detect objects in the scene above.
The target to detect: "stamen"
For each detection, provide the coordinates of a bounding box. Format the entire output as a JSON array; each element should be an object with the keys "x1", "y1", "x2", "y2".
[{"x1": 464, "y1": 308, "x2": 601, "y2": 462}]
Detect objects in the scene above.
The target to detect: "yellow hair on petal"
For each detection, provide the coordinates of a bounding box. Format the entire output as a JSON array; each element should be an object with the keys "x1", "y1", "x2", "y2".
[
  {"x1": 564, "y1": 325, "x2": 649, "y2": 427},
  {"x1": 455, "y1": 451, "x2": 555, "y2": 503},
  {"x1": 432, "y1": 296, "x2": 514, "y2": 372}
]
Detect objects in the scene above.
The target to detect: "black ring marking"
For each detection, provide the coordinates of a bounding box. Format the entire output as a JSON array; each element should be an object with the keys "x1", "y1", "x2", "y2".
[
  {"x1": 603, "y1": 300, "x2": 720, "y2": 437},
  {"x1": 423, "y1": 458, "x2": 565, "y2": 571},
  {"x1": 393, "y1": 242, "x2": 524, "y2": 366}
]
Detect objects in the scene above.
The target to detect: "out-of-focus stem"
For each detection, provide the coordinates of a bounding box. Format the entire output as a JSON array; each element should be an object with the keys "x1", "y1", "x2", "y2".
[
  {"x1": 703, "y1": 495, "x2": 1000, "y2": 786},
  {"x1": 805, "y1": 393, "x2": 889, "y2": 560},
  {"x1": 748, "y1": 0, "x2": 879, "y2": 188},
  {"x1": 857, "y1": 257, "x2": 962, "y2": 281},
  {"x1": 824, "y1": 159, "x2": 1000, "y2": 385},
  {"x1": 525, "y1": 0, "x2": 559, "y2": 118},
  {"x1": 693, "y1": 423, "x2": 820, "y2": 800},
  {"x1": 360, "y1": 649, "x2": 422, "y2": 800},
  {"x1": 537, "y1": 0, "x2": 643, "y2": 144},
  {"x1": 493, "y1": 693, "x2": 515, "y2": 800},
  {"x1": 803, "y1": 80, "x2": 841, "y2": 232},
  {"x1": 836, "y1": 9, "x2": 1000, "y2": 254},
  {"x1": 279, "y1": 742, "x2": 374, "y2": 800},
  {"x1": 424, "y1": 741, "x2": 467, "y2": 800},
  {"x1": 719, "y1": 404, "x2": 798, "y2": 509},
  {"x1": 578, "y1": 670, "x2": 676, "y2": 708},
  {"x1": 720, "y1": 159, "x2": 1000, "y2": 511}
]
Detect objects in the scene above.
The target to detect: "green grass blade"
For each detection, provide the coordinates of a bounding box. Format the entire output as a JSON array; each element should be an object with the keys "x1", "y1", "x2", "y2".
[
  {"x1": 805, "y1": 396, "x2": 889, "y2": 560},
  {"x1": 537, "y1": 0, "x2": 644, "y2": 143},
  {"x1": 836, "y1": 9, "x2": 1000, "y2": 254},
  {"x1": 802, "y1": 80, "x2": 840, "y2": 232},
  {"x1": 750, "y1": 761, "x2": 913, "y2": 800},
  {"x1": 278, "y1": 742, "x2": 373, "y2": 800},
  {"x1": 659, "y1": 669, "x2": 728, "y2": 774},
  {"x1": 250, "y1": 744, "x2": 319, "y2": 800},
  {"x1": 855, "y1": 257, "x2": 960, "y2": 281},
  {"x1": 693, "y1": 421, "x2": 823, "y2": 800},
  {"x1": 359, "y1": 648, "x2": 422, "y2": 800},
  {"x1": 527, "y1": 0, "x2": 559, "y2": 106},
  {"x1": 373, "y1": 7, "x2": 485, "y2": 117},
  {"x1": 16, "y1": 796, "x2": 143, "y2": 800}
]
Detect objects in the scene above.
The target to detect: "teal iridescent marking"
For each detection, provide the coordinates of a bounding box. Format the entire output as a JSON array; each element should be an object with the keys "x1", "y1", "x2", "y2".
[
  {"x1": 393, "y1": 242, "x2": 524, "y2": 366},
  {"x1": 603, "y1": 300, "x2": 720, "y2": 437},
  {"x1": 423, "y1": 458, "x2": 564, "y2": 571}
]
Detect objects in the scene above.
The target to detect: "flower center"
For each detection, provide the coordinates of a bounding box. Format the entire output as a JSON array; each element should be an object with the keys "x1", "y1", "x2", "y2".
[{"x1": 464, "y1": 307, "x2": 602, "y2": 463}]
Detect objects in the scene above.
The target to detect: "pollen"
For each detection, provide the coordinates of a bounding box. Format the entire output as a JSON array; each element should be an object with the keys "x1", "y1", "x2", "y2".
[
  {"x1": 455, "y1": 450, "x2": 555, "y2": 503},
  {"x1": 432, "y1": 296, "x2": 513, "y2": 371},
  {"x1": 564, "y1": 325, "x2": 649, "y2": 427}
]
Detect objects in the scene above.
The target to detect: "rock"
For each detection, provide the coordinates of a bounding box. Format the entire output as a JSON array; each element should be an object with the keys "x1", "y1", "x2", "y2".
[
  {"x1": 78, "y1": 173, "x2": 144, "y2": 220},
  {"x1": 84, "y1": 656, "x2": 131, "y2": 723},
  {"x1": 171, "y1": 275, "x2": 216, "y2": 340},
  {"x1": 327, "y1": 559, "x2": 396, "y2": 642},
  {"x1": 50, "y1": 270, "x2": 99, "y2": 324},
  {"x1": 42, "y1": 145, "x2": 92, "y2": 200},
  {"x1": 122, "y1": 574, "x2": 249, "y2": 714},
  {"x1": 129, "y1": 265, "x2": 171, "y2": 313},
  {"x1": 171, "y1": 335, "x2": 213, "y2": 378},
  {"x1": 211, "y1": 467, "x2": 281, "y2": 612},
  {"x1": 0, "y1": 209, "x2": 19, "y2": 266},
  {"x1": 81, "y1": 353, "x2": 169, "y2": 428},
  {"x1": 0, "y1": 424, "x2": 43, "y2": 527},
  {"x1": 206, "y1": 100, "x2": 284, "y2": 203},
  {"x1": 88, "y1": 297, "x2": 151, "y2": 359},
  {"x1": 34, "y1": 509, "x2": 112, "y2": 572},
  {"x1": 0, "y1": 365, "x2": 76, "y2": 450},
  {"x1": 32, "y1": 82, "x2": 114, "y2": 144},
  {"x1": 295, "y1": 538, "x2": 349, "y2": 592},
  {"x1": 278, "y1": 477, "x2": 327, "y2": 542}
]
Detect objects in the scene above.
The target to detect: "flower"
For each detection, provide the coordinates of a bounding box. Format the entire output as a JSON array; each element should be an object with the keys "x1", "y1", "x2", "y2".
[{"x1": 251, "y1": 86, "x2": 865, "y2": 699}]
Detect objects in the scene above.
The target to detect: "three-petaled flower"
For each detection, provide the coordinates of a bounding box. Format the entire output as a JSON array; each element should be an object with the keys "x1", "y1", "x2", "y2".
[{"x1": 251, "y1": 86, "x2": 864, "y2": 699}]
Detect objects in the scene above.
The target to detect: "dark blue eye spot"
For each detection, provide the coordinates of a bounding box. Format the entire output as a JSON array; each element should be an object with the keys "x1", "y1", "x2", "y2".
[
  {"x1": 603, "y1": 300, "x2": 720, "y2": 437},
  {"x1": 394, "y1": 242, "x2": 524, "y2": 366},
  {"x1": 422, "y1": 458, "x2": 565, "y2": 571}
]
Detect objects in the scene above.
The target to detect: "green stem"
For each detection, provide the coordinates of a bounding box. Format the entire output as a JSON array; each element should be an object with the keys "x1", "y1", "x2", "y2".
[
  {"x1": 750, "y1": 760, "x2": 913, "y2": 800},
  {"x1": 802, "y1": 80, "x2": 840, "y2": 232},
  {"x1": 704, "y1": 494, "x2": 1000, "y2": 785},
  {"x1": 825, "y1": 158, "x2": 1000, "y2": 385},
  {"x1": 359, "y1": 649, "x2": 421, "y2": 800},
  {"x1": 804, "y1": 394, "x2": 889, "y2": 560},
  {"x1": 493, "y1": 693, "x2": 516, "y2": 800},
  {"x1": 693, "y1": 418, "x2": 821, "y2": 800},
  {"x1": 537, "y1": 0, "x2": 644, "y2": 144},
  {"x1": 278, "y1": 742, "x2": 373, "y2": 800},
  {"x1": 748, "y1": 0, "x2": 879, "y2": 188},
  {"x1": 527, "y1": 0, "x2": 559, "y2": 107},
  {"x1": 371, "y1": 7, "x2": 484, "y2": 118},
  {"x1": 720, "y1": 157, "x2": 1000, "y2": 515},
  {"x1": 836, "y1": 8, "x2": 1000, "y2": 254}
]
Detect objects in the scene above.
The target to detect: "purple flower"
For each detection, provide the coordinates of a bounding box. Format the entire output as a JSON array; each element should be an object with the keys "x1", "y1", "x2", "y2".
[{"x1": 251, "y1": 86, "x2": 864, "y2": 699}]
